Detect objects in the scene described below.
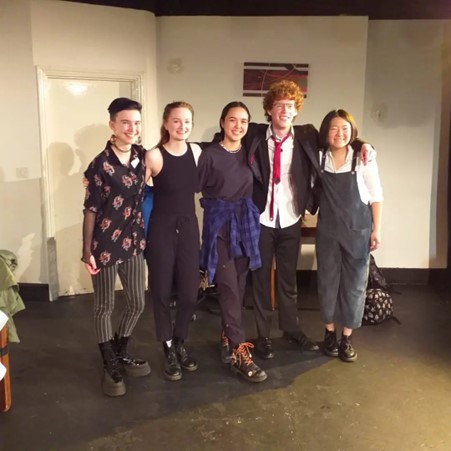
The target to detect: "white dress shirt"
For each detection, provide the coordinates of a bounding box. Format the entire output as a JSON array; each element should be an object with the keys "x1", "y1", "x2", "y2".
[
  {"x1": 320, "y1": 146, "x2": 383, "y2": 204},
  {"x1": 260, "y1": 125, "x2": 302, "y2": 228}
]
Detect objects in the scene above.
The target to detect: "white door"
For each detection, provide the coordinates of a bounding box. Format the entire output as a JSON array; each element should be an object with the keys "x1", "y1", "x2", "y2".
[{"x1": 38, "y1": 70, "x2": 142, "y2": 298}]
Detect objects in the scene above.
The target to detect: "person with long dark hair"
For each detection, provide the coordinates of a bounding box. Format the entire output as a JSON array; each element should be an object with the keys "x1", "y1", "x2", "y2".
[
  {"x1": 316, "y1": 109, "x2": 383, "y2": 362},
  {"x1": 198, "y1": 102, "x2": 267, "y2": 383},
  {"x1": 145, "y1": 102, "x2": 201, "y2": 381}
]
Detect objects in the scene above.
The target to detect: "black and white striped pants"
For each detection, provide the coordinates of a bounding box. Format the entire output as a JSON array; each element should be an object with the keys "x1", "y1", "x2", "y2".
[{"x1": 92, "y1": 253, "x2": 145, "y2": 343}]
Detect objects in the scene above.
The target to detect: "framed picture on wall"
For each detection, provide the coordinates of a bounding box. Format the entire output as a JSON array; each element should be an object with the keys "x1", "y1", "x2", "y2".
[{"x1": 243, "y1": 62, "x2": 309, "y2": 97}]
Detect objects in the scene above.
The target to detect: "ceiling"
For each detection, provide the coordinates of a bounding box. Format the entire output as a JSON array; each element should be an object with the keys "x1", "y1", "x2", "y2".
[{"x1": 66, "y1": 0, "x2": 451, "y2": 20}]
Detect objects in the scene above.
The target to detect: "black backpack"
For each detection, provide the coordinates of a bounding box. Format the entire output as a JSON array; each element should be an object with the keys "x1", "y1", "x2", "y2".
[
  {"x1": 362, "y1": 255, "x2": 400, "y2": 326},
  {"x1": 367, "y1": 254, "x2": 391, "y2": 291}
]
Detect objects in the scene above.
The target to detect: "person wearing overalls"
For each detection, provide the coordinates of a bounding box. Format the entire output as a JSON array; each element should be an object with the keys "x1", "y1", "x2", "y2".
[{"x1": 316, "y1": 109, "x2": 383, "y2": 362}]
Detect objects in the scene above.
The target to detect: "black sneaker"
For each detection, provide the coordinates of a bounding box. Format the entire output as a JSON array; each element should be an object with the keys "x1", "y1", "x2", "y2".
[
  {"x1": 231, "y1": 343, "x2": 268, "y2": 383},
  {"x1": 220, "y1": 331, "x2": 232, "y2": 364},
  {"x1": 322, "y1": 329, "x2": 339, "y2": 357},
  {"x1": 283, "y1": 331, "x2": 319, "y2": 352},
  {"x1": 163, "y1": 343, "x2": 182, "y2": 381},
  {"x1": 256, "y1": 337, "x2": 275, "y2": 359},
  {"x1": 174, "y1": 338, "x2": 198, "y2": 372},
  {"x1": 339, "y1": 334, "x2": 357, "y2": 362}
]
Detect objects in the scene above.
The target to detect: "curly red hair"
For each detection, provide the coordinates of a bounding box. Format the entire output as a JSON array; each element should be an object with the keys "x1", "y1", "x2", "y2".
[{"x1": 263, "y1": 80, "x2": 304, "y2": 121}]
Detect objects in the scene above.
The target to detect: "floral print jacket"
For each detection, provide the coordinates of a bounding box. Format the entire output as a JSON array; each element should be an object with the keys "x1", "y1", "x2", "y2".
[{"x1": 83, "y1": 142, "x2": 146, "y2": 267}]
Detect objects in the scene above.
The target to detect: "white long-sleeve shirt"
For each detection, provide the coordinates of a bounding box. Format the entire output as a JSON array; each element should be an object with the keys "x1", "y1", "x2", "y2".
[
  {"x1": 260, "y1": 125, "x2": 301, "y2": 228},
  {"x1": 319, "y1": 146, "x2": 383, "y2": 204}
]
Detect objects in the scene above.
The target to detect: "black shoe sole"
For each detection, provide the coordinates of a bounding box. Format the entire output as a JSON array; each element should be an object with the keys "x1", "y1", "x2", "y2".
[
  {"x1": 321, "y1": 345, "x2": 339, "y2": 358},
  {"x1": 181, "y1": 362, "x2": 198, "y2": 372},
  {"x1": 164, "y1": 371, "x2": 182, "y2": 381},
  {"x1": 339, "y1": 353, "x2": 358, "y2": 363},
  {"x1": 122, "y1": 362, "x2": 151, "y2": 377},
  {"x1": 102, "y1": 371, "x2": 126, "y2": 397},
  {"x1": 231, "y1": 366, "x2": 268, "y2": 383}
]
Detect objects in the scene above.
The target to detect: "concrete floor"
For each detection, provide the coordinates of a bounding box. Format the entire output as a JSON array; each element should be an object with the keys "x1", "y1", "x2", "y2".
[{"x1": 1, "y1": 284, "x2": 451, "y2": 451}]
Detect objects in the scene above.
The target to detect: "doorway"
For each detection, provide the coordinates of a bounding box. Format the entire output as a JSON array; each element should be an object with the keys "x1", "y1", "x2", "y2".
[{"x1": 37, "y1": 68, "x2": 142, "y2": 300}]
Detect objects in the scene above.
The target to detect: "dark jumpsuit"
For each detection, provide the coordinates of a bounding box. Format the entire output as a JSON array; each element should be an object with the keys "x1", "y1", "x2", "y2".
[
  {"x1": 316, "y1": 149, "x2": 372, "y2": 329},
  {"x1": 147, "y1": 144, "x2": 200, "y2": 342}
]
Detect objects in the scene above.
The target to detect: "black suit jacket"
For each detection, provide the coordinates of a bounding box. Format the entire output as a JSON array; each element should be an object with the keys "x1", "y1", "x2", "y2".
[{"x1": 243, "y1": 122, "x2": 321, "y2": 216}]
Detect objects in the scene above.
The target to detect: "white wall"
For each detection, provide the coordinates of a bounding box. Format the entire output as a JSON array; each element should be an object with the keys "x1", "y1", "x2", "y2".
[
  {"x1": 362, "y1": 20, "x2": 450, "y2": 268},
  {"x1": 0, "y1": 1, "x2": 449, "y2": 283},
  {"x1": 0, "y1": 0, "x2": 158, "y2": 283},
  {"x1": 156, "y1": 16, "x2": 368, "y2": 142},
  {"x1": 0, "y1": 0, "x2": 43, "y2": 282}
]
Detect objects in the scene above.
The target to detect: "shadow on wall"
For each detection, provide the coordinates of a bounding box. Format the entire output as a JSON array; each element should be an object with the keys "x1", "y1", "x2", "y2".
[
  {"x1": 48, "y1": 125, "x2": 112, "y2": 297},
  {"x1": 0, "y1": 167, "x2": 42, "y2": 284},
  {"x1": 367, "y1": 22, "x2": 446, "y2": 130}
]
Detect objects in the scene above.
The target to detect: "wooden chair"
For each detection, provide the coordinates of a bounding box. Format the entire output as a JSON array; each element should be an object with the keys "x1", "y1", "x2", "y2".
[{"x1": 0, "y1": 325, "x2": 11, "y2": 412}]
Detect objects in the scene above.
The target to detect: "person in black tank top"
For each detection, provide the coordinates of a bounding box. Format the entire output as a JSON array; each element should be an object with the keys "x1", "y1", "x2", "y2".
[
  {"x1": 145, "y1": 102, "x2": 202, "y2": 381},
  {"x1": 198, "y1": 102, "x2": 267, "y2": 383}
]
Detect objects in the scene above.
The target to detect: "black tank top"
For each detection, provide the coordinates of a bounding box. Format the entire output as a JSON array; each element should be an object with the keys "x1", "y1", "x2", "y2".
[{"x1": 152, "y1": 144, "x2": 197, "y2": 215}]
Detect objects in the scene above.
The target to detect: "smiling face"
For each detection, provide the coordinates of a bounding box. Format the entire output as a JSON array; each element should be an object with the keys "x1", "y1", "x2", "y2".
[
  {"x1": 327, "y1": 116, "x2": 352, "y2": 151},
  {"x1": 266, "y1": 98, "x2": 298, "y2": 135},
  {"x1": 220, "y1": 107, "x2": 249, "y2": 145},
  {"x1": 109, "y1": 109, "x2": 141, "y2": 147},
  {"x1": 164, "y1": 107, "x2": 193, "y2": 142}
]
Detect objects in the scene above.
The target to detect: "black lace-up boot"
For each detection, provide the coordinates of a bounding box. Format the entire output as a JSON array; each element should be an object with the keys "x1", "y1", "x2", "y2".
[
  {"x1": 98, "y1": 341, "x2": 126, "y2": 397},
  {"x1": 113, "y1": 334, "x2": 151, "y2": 377},
  {"x1": 174, "y1": 337, "x2": 198, "y2": 372},
  {"x1": 231, "y1": 342, "x2": 268, "y2": 383},
  {"x1": 339, "y1": 334, "x2": 357, "y2": 362},
  {"x1": 322, "y1": 329, "x2": 339, "y2": 357},
  {"x1": 163, "y1": 342, "x2": 182, "y2": 381}
]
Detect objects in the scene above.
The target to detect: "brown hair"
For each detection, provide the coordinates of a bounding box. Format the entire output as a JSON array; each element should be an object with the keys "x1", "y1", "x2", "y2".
[
  {"x1": 318, "y1": 109, "x2": 358, "y2": 149},
  {"x1": 262, "y1": 80, "x2": 304, "y2": 121},
  {"x1": 157, "y1": 101, "x2": 194, "y2": 147}
]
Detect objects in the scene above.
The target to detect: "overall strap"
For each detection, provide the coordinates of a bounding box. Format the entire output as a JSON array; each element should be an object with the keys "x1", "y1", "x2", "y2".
[
  {"x1": 320, "y1": 148, "x2": 357, "y2": 173},
  {"x1": 351, "y1": 148, "x2": 358, "y2": 174},
  {"x1": 320, "y1": 150, "x2": 327, "y2": 172}
]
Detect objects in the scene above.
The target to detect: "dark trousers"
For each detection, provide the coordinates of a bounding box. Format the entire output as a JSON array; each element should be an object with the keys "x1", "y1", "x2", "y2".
[
  {"x1": 252, "y1": 220, "x2": 302, "y2": 338},
  {"x1": 147, "y1": 213, "x2": 200, "y2": 342},
  {"x1": 215, "y1": 237, "x2": 249, "y2": 348}
]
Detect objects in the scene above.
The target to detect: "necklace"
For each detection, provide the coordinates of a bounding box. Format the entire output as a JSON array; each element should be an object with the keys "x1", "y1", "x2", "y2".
[
  {"x1": 219, "y1": 141, "x2": 241, "y2": 153},
  {"x1": 113, "y1": 144, "x2": 132, "y2": 153}
]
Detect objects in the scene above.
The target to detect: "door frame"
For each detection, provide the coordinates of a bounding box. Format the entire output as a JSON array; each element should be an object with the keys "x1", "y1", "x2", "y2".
[{"x1": 36, "y1": 67, "x2": 143, "y2": 300}]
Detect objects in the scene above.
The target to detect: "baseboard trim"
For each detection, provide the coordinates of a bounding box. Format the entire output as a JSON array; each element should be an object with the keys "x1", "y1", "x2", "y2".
[
  {"x1": 297, "y1": 268, "x2": 446, "y2": 287},
  {"x1": 18, "y1": 283, "x2": 50, "y2": 303},
  {"x1": 17, "y1": 268, "x2": 448, "y2": 303}
]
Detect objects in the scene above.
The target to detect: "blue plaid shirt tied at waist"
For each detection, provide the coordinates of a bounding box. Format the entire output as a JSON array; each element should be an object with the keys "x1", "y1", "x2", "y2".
[{"x1": 200, "y1": 197, "x2": 261, "y2": 284}]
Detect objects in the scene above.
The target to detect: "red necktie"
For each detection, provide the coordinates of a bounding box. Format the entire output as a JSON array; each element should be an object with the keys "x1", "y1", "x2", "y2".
[{"x1": 270, "y1": 134, "x2": 289, "y2": 221}]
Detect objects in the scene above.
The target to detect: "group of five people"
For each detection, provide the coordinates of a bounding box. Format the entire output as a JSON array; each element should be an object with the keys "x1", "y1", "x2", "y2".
[{"x1": 81, "y1": 80, "x2": 383, "y2": 397}]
